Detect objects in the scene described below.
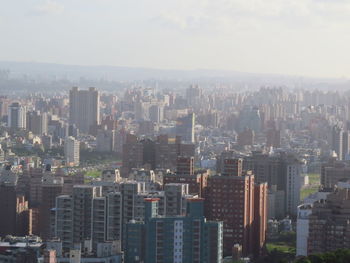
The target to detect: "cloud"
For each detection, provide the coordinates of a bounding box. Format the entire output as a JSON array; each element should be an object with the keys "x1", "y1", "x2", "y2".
[
  {"x1": 154, "y1": 12, "x2": 214, "y2": 31},
  {"x1": 32, "y1": 0, "x2": 64, "y2": 16},
  {"x1": 151, "y1": 0, "x2": 350, "y2": 33}
]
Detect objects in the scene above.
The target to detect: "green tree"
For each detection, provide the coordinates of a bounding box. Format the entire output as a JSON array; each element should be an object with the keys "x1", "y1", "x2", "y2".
[
  {"x1": 295, "y1": 258, "x2": 311, "y2": 263},
  {"x1": 295, "y1": 249, "x2": 350, "y2": 263}
]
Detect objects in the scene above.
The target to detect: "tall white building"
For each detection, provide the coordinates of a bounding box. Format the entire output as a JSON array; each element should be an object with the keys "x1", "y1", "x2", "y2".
[
  {"x1": 332, "y1": 125, "x2": 343, "y2": 160},
  {"x1": 7, "y1": 102, "x2": 26, "y2": 129},
  {"x1": 285, "y1": 163, "x2": 301, "y2": 216},
  {"x1": 69, "y1": 87, "x2": 100, "y2": 134},
  {"x1": 296, "y1": 204, "x2": 313, "y2": 256},
  {"x1": 64, "y1": 136, "x2": 80, "y2": 166}
]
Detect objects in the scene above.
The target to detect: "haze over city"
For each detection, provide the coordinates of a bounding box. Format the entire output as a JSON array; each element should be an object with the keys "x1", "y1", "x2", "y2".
[
  {"x1": 2, "y1": 1, "x2": 350, "y2": 263},
  {"x1": 2, "y1": 0, "x2": 350, "y2": 78}
]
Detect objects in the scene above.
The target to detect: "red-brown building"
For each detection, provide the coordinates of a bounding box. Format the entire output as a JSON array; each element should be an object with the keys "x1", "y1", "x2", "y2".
[
  {"x1": 176, "y1": 156, "x2": 194, "y2": 176},
  {"x1": 221, "y1": 158, "x2": 242, "y2": 177},
  {"x1": 205, "y1": 158, "x2": 267, "y2": 257},
  {"x1": 121, "y1": 134, "x2": 145, "y2": 176},
  {"x1": 254, "y1": 182, "x2": 268, "y2": 256},
  {"x1": 22, "y1": 166, "x2": 83, "y2": 238},
  {"x1": 28, "y1": 168, "x2": 44, "y2": 205},
  {"x1": 39, "y1": 173, "x2": 63, "y2": 240},
  {"x1": 122, "y1": 134, "x2": 195, "y2": 177},
  {"x1": 0, "y1": 186, "x2": 32, "y2": 237},
  {"x1": 163, "y1": 171, "x2": 208, "y2": 197}
]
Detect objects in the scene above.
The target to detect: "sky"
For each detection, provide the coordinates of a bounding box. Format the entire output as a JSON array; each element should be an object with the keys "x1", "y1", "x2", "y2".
[{"x1": 1, "y1": 0, "x2": 350, "y2": 78}]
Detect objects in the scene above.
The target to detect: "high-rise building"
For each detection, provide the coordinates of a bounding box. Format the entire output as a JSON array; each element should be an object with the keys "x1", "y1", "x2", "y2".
[
  {"x1": 238, "y1": 106, "x2": 261, "y2": 134},
  {"x1": 138, "y1": 120, "x2": 155, "y2": 136},
  {"x1": 7, "y1": 102, "x2": 26, "y2": 129},
  {"x1": 69, "y1": 87, "x2": 100, "y2": 134},
  {"x1": 101, "y1": 115, "x2": 118, "y2": 131},
  {"x1": 0, "y1": 165, "x2": 32, "y2": 237},
  {"x1": 55, "y1": 185, "x2": 104, "y2": 251},
  {"x1": 237, "y1": 128, "x2": 254, "y2": 147},
  {"x1": 164, "y1": 183, "x2": 190, "y2": 216},
  {"x1": 266, "y1": 128, "x2": 281, "y2": 148},
  {"x1": 254, "y1": 183, "x2": 268, "y2": 256},
  {"x1": 164, "y1": 169, "x2": 209, "y2": 197},
  {"x1": 0, "y1": 97, "x2": 9, "y2": 118},
  {"x1": 342, "y1": 131, "x2": 350, "y2": 160},
  {"x1": 0, "y1": 144, "x2": 4, "y2": 162},
  {"x1": 320, "y1": 157, "x2": 350, "y2": 189},
  {"x1": 55, "y1": 195, "x2": 74, "y2": 250},
  {"x1": 285, "y1": 163, "x2": 301, "y2": 216},
  {"x1": 154, "y1": 135, "x2": 195, "y2": 171},
  {"x1": 121, "y1": 134, "x2": 144, "y2": 176},
  {"x1": 267, "y1": 185, "x2": 286, "y2": 219},
  {"x1": 296, "y1": 204, "x2": 313, "y2": 257},
  {"x1": 39, "y1": 167, "x2": 63, "y2": 240},
  {"x1": 49, "y1": 119, "x2": 69, "y2": 141},
  {"x1": 125, "y1": 198, "x2": 223, "y2": 263},
  {"x1": 243, "y1": 151, "x2": 278, "y2": 185},
  {"x1": 186, "y1": 85, "x2": 202, "y2": 108},
  {"x1": 42, "y1": 134, "x2": 53, "y2": 150},
  {"x1": 163, "y1": 173, "x2": 207, "y2": 197},
  {"x1": 134, "y1": 101, "x2": 150, "y2": 121},
  {"x1": 92, "y1": 196, "x2": 108, "y2": 248},
  {"x1": 220, "y1": 158, "x2": 243, "y2": 177},
  {"x1": 27, "y1": 168, "x2": 44, "y2": 206},
  {"x1": 149, "y1": 104, "x2": 164, "y2": 123},
  {"x1": 68, "y1": 124, "x2": 80, "y2": 138},
  {"x1": 119, "y1": 182, "x2": 146, "y2": 243},
  {"x1": 332, "y1": 125, "x2": 343, "y2": 160},
  {"x1": 122, "y1": 134, "x2": 195, "y2": 176},
  {"x1": 64, "y1": 136, "x2": 80, "y2": 166},
  {"x1": 243, "y1": 151, "x2": 302, "y2": 217},
  {"x1": 53, "y1": 181, "x2": 199, "y2": 254},
  {"x1": 105, "y1": 192, "x2": 122, "y2": 243},
  {"x1": 26, "y1": 111, "x2": 48, "y2": 135},
  {"x1": 72, "y1": 186, "x2": 99, "y2": 245},
  {"x1": 96, "y1": 127, "x2": 115, "y2": 152},
  {"x1": 116, "y1": 181, "x2": 196, "y2": 249},
  {"x1": 296, "y1": 190, "x2": 332, "y2": 257},
  {"x1": 176, "y1": 113, "x2": 195, "y2": 143},
  {"x1": 205, "y1": 158, "x2": 267, "y2": 257},
  {"x1": 176, "y1": 156, "x2": 194, "y2": 176},
  {"x1": 298, "y1": 182, "x2": 350, "y2": 255},
  {"x1": 216, "y1": 150, "x2": 239, "y2": 175}
]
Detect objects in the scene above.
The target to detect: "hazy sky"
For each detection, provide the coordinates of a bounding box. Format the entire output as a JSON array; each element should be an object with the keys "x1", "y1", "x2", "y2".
[{"x1": 1, "y1": 0, "x2": 350, "y2": 78}]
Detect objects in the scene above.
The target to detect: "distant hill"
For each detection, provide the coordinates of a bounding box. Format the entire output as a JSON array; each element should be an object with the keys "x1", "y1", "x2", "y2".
[
  {"x1": 0, "y1": 61, "x2": 332, "y2": 81},
  {"x1": 0, "y1": 61, "x2": 349, "y2": 91}
]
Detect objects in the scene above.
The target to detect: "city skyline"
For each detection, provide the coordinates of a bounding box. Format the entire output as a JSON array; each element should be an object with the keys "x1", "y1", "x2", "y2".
[
  {"x1": 0, "y1": 84, "x2": 349, "y2": 262},
  {"x1": 2, "y1": 1, "x2": 350, "y2": 262}
]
